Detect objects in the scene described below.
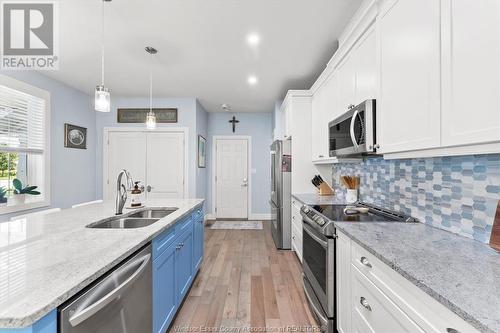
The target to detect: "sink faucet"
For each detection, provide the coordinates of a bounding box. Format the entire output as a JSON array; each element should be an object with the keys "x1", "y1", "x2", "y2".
[{"x1": 116, "y1": 169, "x2": 133, "y2": 215}]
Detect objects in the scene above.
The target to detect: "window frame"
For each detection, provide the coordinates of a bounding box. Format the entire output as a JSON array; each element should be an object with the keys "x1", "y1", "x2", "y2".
[{"x1": 0, "y1": 74, "x2": 51, "y2": 214}]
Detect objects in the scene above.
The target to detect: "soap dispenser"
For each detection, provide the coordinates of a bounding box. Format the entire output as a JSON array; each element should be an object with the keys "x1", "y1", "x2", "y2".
[{"x1": 130, "y1": 181, "x2": 143, "y2": 207}]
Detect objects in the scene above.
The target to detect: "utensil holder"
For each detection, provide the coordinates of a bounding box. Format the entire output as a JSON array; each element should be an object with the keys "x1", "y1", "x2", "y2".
[{"x1": 346, "y1": 189, "x2": 358, "y2": 204}]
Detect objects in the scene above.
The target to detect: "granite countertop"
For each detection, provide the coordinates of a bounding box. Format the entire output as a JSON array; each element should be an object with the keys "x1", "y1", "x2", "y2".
[
  {"x1": 0, "y1": 198, "x2": 204, "y2": 328},
  {"x1": 335, "y1": 222, "x2": 500, "y2": 333},
  {"x1": 292, "y1": 193, "x2": 346, "y2": 206}
]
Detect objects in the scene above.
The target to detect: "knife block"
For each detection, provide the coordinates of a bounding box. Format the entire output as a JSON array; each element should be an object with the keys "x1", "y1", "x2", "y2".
[
  {"x1": 489, "y1": 201, "x2": 500, "y2": 251},
  {"x1": 318, "y1": 182, "x2": 334, "y2": 196}
]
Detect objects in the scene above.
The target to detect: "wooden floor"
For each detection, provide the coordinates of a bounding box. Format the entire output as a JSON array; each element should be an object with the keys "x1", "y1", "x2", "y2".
[{"x1": 169, "y1": 221, "x2": 320, "y2": 332}]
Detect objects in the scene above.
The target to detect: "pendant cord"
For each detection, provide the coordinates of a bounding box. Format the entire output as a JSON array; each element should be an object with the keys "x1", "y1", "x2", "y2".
[
  {"x1": 149, "y1": 53, "x2": 153, "y2": 113},
  {"x1": 101, "y1": 0, "x2": 105, "y2": 86}
]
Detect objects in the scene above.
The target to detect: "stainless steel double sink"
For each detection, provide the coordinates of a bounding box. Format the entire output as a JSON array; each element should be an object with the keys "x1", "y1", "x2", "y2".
[{"x1": 87, "y1": 208, "x2": 178, "y2": 229}]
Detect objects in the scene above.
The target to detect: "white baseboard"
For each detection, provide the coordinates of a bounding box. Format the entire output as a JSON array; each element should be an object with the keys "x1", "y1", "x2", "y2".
[
  {"x1": 249, "y1": 213, "x2": 271, "y2": 220},
  {"x1": 205, "y1": 213, "x2": 271, "y2": 221}
]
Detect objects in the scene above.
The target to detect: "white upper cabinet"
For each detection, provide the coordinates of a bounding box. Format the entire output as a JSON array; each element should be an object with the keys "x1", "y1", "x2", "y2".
[
  {"x1": 353, "y1": 28, "x2": 377, "y2": 103},
  {"x1": 311, "y1": 80, "x2": 329, "y2": 160},
  {"x1": 441, "y1": 0, "x2": 500, "y2": 147},
  {"x1": 377, "y1": 0, "x2": 441, "y2": 154},
  {"x1": 338, "y1": 56, "x2": 356, "y2": 114}
]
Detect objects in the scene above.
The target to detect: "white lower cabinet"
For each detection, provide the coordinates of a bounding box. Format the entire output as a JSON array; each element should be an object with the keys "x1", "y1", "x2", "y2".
[
  {"x1": 291, "y1": 198, "x2": 303, "y2": 262},
  {"x1": 336, "y1": 230, "x2": 481, "y2": 333}
]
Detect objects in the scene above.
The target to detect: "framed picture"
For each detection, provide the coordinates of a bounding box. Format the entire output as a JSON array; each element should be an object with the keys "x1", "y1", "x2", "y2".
[
  {"x1": 64, "y1": 123, "x2": 87, "y2": 149},
  {"x1": 117, "y1": 108, "x2": 178, "y2": 123},
  {"x1": 198, "y1": 135, "x2": 206, "y2": 168}
]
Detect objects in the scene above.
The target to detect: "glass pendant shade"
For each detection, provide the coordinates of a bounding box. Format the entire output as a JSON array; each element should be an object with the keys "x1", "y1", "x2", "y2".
[
  {"x1": 146, "y1": 111, "x2": 156, "y2": 129},
  {"x1": 95, "y1": 85, "x2": 110, "y2": 112}
]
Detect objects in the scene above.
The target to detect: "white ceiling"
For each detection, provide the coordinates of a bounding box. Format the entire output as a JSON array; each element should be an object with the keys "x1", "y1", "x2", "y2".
[{"x1": 43, "y1": 0, "x2": 362, "y2": 112}]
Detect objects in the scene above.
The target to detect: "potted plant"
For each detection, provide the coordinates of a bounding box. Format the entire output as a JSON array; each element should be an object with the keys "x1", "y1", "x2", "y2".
[
  {"x1": 0, "y1": 186, "x2": 7, "y2": 206},
  {"x1": 11, "y1": 178, "x2": 41, "y2": 205}
]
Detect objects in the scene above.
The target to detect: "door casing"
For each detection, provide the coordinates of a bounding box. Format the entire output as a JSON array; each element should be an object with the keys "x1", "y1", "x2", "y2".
[
  {"x1": 103, "y1": 127, "x2": 189, "y2": 200},
  {"x1": 211, "y1": 136, "x2": 252, "y2": 219}
]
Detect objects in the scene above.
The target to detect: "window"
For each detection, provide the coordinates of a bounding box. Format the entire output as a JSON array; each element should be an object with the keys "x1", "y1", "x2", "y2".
[{"x1": 0, "y1": 75, "x2": 50, "y2": 214}]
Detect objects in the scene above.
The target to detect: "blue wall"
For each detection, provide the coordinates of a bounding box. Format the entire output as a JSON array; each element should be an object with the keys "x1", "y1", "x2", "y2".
[
  {"x1": 0, "y1": 71, "x2": 97, "y2": 221},
  {"x1": 206, "y1": 112, "x2": 273, "y2": 216},
  {"x1": 195, "y1": 102, "x2": 208, "y2": 201},
  {"x1": 332, "y1": 155, "x2": 500, "y2": 243}
]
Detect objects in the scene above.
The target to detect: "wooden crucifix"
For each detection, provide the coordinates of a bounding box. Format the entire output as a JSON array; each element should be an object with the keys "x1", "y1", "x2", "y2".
[{"x1": 229, "y1": 116, "x2": 239, "y2": 133}]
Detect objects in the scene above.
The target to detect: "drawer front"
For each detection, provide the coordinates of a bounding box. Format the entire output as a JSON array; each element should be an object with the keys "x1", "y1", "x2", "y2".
[
  {"x1": 175, "y1": 215, "x2": 193, "y2": 234},
  {"x1": 351, "y1": 265, "x2": 425, "y2": 333},
  {"x1": 291, "y1": 222, "x2": 302, "y2": 261},
  {"x1": 350, "y1": 241, "x2": 481, "y2": 333},
  {"x1": 153, "y1": 226, "x2": 176, "y2": 260}
]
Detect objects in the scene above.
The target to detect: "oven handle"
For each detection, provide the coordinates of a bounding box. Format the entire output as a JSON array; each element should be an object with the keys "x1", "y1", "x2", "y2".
[
  {"x1": 303, "y1": 276, "x2": 328, "y2": 327},
  {"x1": 303, "y1": 223, "x2": 328, "y2": 249},
  {"x1": 350, "y1": 110, "x2": 360, "y2": 148}
]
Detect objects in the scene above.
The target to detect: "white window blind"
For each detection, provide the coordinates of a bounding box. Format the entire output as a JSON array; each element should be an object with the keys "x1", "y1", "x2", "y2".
[{"x1": 0, "y1": 84, "x2": 45, "y2": 154}]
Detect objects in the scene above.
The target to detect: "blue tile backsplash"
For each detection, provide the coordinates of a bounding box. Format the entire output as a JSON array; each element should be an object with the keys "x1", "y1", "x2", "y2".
[{"x1": 331, "y1": 154, "x2": 500, "y2": 243}]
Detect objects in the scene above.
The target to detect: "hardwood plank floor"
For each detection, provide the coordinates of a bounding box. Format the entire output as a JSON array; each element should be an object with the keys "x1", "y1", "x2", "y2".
[{"x1": 169, "y1": 221, "x2": 320, "y2": 332}]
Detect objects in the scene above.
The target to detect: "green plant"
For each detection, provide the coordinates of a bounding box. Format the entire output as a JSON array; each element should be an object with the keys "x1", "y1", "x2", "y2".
[
  {"x1": 0, "y1": 186, "x2": 6, "y2": 198},
  {"x1": 12, "y1": 178, "x2": 41, "y2": 195}
]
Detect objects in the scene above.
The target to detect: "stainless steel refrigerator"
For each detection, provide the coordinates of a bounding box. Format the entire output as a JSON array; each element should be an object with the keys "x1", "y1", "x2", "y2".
[{"x1": 270, "y1": 139, "x2": 291, "y2": 249}]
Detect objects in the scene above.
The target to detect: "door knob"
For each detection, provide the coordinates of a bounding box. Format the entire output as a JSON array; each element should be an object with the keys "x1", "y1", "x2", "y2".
[
  {"x1": 242, "y1": 178, "x2": 248, "y2": 187},
  {"x1": 146, "y1": 185, "x2": 153, "y2": 192}
]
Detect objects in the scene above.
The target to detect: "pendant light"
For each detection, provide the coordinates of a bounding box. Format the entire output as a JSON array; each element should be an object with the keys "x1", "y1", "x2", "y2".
[
  {"x1": 95, "y1": 0, "x2": 111, "y2": 112},
  {"x1": 145, "y1": 46, "x2": 158, "y2": 130}
]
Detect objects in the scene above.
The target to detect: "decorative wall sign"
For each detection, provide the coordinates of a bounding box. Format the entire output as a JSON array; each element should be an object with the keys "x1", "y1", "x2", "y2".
[
  {"x1": 64, "y1": 124, "x2": 87, "y2": 149},
  {"x1": 117, "y1": 108, "x2": 178, "y2": 123},
  {"x1": 198, "y1": 135, "x2": 206, "y2": 168}
]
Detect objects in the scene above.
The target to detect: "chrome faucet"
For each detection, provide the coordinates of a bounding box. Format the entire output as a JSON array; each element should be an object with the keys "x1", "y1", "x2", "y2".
[{"x1": 116, "y1": 169, "x2": 133, "y2": 215}]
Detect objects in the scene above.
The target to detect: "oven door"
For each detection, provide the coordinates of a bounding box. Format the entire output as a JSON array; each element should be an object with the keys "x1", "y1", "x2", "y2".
[{"x1": 302, "y1": 222, "x2": 335, "y2": 318}]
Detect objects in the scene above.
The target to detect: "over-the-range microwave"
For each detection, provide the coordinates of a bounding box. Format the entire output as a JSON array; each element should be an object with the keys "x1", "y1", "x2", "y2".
[{"x1": 328, "y1": 99, "x2": 378, "y2": 157}]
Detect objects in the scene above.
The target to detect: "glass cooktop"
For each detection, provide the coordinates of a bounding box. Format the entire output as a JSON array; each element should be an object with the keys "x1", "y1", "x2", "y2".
[{"x1": 309, "y1": 204, "x2": 404, "y2": 223}]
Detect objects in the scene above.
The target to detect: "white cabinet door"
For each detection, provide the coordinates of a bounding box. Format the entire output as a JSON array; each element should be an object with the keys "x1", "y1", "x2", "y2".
[
  {"x1": 106, "y1": 132, "x2": 147, "y2": 200},
  {"x1": 338, "y1": 55, "x2": 357, "y2": 114},
  {"x1": 441, "y1": 0, "x2": 500, "y2": 146},
  {"x1": 353, "y1": 28, "x2": 378, "y2": 104},
  {"x1": 378, "y1": 0, "x2": 441, "y2": 154},
  {"x1": 146, "y1": 132, "x2": 185, "y2": 199},
  {"x1": 324, "y1": 71, "x2": 341, "y2": 124},
  {"x1": 336, "y1": 232, "x2": 352, "y2": 333},
  {"x1": 311, "y1": 84, "x2": 329, "y2": 160}
]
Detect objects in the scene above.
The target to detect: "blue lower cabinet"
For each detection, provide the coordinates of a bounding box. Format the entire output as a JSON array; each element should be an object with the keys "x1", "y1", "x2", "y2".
[
  {"x1": 153, "y1": 241, "x2": 177, "y2": 333},
  {"x1": 0, "y1": 311, "x2": 56, "y2": 333},
  {"x1": 176, "y1": 226, "x2": 194, "y2": 301},
  {"x1": 193, "y1": 211, "x2": 204, "y2": 271}
]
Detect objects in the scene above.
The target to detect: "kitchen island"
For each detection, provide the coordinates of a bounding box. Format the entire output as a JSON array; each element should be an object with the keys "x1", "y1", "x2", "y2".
[{"x1": 0, "y1": 198, "x2": 204, "y2": 331}]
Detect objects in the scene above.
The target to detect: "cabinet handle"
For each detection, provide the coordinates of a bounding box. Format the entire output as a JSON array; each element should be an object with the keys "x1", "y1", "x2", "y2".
[
  {"x1": 360, "y1": 256, "x2": 372, "y2": 268},
  {"x1": 446, "y1": 329, "x2": 460, "y2": 333},
  {"x1": 374, "y1": 144, "x2": 380, "y2": 149},
  {"x1": 348, "y1": 104, "x2": 355, "y2": 110},
  {"x1": 318, "y1": 155, "x2": 324, "y2": 158},
  {"x1": 360, "y1": 297, "x2": 372, "y2": 311},
  {"x1": 176, "y1": 244, "x2": 182, "y2": 250}
]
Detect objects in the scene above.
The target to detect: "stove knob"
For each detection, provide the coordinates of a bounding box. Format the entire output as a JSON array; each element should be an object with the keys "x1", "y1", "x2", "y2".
[
  {"x1": 302, "y1": 206, "x2": 310, "y2": 213},
  {"x1": 317, "y1": 217, "x2": 325, "y2": 225}
]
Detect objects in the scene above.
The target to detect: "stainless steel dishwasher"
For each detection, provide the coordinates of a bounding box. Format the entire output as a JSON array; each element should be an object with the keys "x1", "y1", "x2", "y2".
[{"x1": 59, "y1": 244, "x2": 152, "y2": 333}]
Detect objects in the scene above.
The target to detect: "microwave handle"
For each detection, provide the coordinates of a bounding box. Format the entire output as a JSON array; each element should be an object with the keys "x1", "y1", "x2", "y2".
[{"x1": 350, "y1": 110, "x2": 360, "y2": 148}]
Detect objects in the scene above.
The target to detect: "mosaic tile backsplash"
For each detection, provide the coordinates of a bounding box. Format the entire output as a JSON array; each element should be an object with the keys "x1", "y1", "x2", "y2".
[{"x1": 331, "y1": 154, "x2": 500, "y2": 243}]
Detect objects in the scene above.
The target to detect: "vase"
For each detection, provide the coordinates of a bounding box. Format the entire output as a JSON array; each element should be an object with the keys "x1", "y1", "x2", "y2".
[
  {"x1": 345, "y1": 189, "x2": 358, "y2": 204},
  {"x1": 11, "y1": 194, "x2": 26, "y2": 205}
]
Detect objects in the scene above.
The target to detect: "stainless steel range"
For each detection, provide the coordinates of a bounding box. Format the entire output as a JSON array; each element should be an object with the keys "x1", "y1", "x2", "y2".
[{"x1": 301, "y1": 202, "x2": 417, "y2": 333}]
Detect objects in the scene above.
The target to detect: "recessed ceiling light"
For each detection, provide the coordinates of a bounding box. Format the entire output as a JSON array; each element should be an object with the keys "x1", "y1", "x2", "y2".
[
  {"x1": 247, "y1": 33, "x2": 260, "y2": 47},
  {"x1": 247, "y1": 75, "x2": 258, "y2": 86}
]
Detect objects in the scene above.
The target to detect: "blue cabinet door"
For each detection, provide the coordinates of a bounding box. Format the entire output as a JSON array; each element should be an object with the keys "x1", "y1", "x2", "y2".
[
  {"x1": 193, "y1": 214, "x2": 204, "y2": 272},
  {"x1": 176, "y1": 226, "x2": 193, "y2": 301},
  {"x1": 153, "y1": 241, "x2": 177, "y2": 333}
]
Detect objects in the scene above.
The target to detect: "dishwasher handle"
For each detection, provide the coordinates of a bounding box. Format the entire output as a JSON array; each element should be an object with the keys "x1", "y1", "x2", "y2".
[{"x1": 69, "y1": 253, "x2": 151, "y2": 327}]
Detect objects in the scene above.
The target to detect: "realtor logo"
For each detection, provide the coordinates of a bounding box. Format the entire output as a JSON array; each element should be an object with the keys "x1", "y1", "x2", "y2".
[{"x1": 1, "y1": 1, "x2": 59, "y2": 70}]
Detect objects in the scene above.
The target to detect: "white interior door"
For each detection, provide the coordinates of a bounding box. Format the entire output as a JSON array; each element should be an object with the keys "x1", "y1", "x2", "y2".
[
  {"x1": 106, "y1": 132, "x2": 147, "y2": 200},
  {"x1": 215, "y1": 138, "x2": 249, "y2": 219},
  {"x1": 146, "y1": 132, "x2": 185, "y2": 198}
]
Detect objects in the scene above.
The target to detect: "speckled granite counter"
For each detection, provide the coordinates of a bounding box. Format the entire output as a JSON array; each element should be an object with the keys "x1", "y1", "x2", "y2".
[
  {"x1": 292, "y1": 193, "x2": 345, "y2": 206},
  {"x1": 0, "y1": 198, "x2": 204, "y2": 328},
  {"x1": 335, "y1": 222, "x2": 500, "y2": 333}
]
